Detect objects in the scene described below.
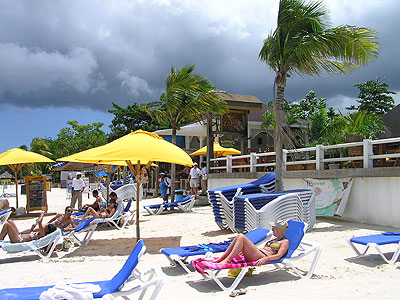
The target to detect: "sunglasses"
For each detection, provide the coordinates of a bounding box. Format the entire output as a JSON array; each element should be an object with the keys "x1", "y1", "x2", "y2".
[{"x1": 66, "y1": 210, "x2": 73, "y2": 213}]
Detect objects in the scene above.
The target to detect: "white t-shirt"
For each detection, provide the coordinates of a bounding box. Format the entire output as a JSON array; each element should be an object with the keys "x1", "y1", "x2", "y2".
[
  {"x1": 71, "y1": 177, "x2": 85, "y2": 192},
  {"x1": 189, "y1": 167, "x2": 201, "y2": 179}
]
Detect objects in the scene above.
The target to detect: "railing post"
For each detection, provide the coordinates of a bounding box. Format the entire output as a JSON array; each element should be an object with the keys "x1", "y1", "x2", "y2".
[
  {"x1": 250, "y1": 153, "x2": 256, "y2": 173},
  {"x1": 363, "y1": 139, "x2": 373, "y2": 168},
  {"x1": 226, "y1": 156, "x2": 232, "y2": 173},
  {"x1": 283, "y1": 150, "x2": 287, "y2": 171},
  {"x1": 316, "y1": 145, "x2": 324, "y2": 170}
]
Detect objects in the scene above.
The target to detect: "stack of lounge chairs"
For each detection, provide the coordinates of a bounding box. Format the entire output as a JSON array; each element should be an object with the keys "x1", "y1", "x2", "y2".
[
  {"x1": 233, "y1": 189, "x2": 316, "y2": 232},
  {"x1": 207, "y1": 173, "x2": 276, "y2": 230}
]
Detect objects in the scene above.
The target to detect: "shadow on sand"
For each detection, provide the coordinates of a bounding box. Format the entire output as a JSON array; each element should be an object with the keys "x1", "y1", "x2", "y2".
[{"x1": 186, "y1": 268, "x2": 299, "y2": 293}]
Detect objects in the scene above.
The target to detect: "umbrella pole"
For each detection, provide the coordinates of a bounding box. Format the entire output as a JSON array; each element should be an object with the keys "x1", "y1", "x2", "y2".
[
  {"x1": 106, "y1": 165, "x2": 111, "y2": 203},
  {"x1": 136, "y1": 161, "x2": 140, "y2": 241},
  {"x1": 14, "y1": 170, "x2": 18, "y2": 208}
]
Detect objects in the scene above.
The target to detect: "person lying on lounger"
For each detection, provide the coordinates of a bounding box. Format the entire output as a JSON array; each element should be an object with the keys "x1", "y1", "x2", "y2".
[
  {"x1": 79, "y1": 198, "x2": 117, "y2": 220},
  {"x1": 213, "y1": 220, "x2": 289, "y2": 266},
  {"x1": 47, "y1": 206, "x2": 76, "y2": 232},
  {"x1": 0, "y1": 213, "x2": 57, "y2": 243},
  {"x1": 81, "y1": 190, "x2": 104, "y2": 212}
]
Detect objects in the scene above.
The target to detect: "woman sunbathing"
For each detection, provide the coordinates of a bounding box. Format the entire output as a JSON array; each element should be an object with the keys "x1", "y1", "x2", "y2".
[
  {"x1": 80, "y1": 198, "x2": 117, "y2": 220},
  {"x1": 81, "y1": 190, "x2": 104, "y2": 212},
  {"x1": 47, "y1": 206, "x2": 76, "y2": 232},
  {"x1": 0, "y1": 213, "x2": 57, "y2": 243},
  {"x1": 213, "y1": 220, "x2": 290, "y2": 266}
]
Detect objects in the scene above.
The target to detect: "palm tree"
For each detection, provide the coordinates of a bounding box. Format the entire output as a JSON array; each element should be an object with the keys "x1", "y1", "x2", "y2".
[
  {"x1": 259, "y1": 0, "x2": 379, "y2": 191},
  {"x1": 146, "y1": 65, "x2": 227, "y2": 199},
  {"x1": 30, "y1": 137, "x2": 53, "y2": 175}
]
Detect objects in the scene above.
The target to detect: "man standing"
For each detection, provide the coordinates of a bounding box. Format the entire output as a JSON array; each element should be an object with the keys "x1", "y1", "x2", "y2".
[
  {"x1": 188, "y1": 162, "x2": 201, "y2": 199},
  {"x1": 70, "y1": 172, "x2": 85, "y2": 209},
  {"x1": 200, "y1": 163, "x2": 207, "y2": 195}
]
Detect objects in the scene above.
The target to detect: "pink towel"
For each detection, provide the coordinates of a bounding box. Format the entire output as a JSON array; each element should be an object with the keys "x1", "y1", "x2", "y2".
[{"x1": 192, "y1": 255, "x2": 258, "y2": 274}]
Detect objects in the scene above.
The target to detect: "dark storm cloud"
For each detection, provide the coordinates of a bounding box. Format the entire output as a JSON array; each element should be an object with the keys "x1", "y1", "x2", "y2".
[{"x1": 0, "y1": 0, "x2": 398, "y2": 113}]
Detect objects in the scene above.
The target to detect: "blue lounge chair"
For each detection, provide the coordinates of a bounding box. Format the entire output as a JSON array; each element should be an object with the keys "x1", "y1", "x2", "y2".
[
  {"x1": 66, "y1": 218, "x2": 98, "y2": 246},
  {"x1": 0, "y1": 240, "x2": 164, "y2": 300},
  {"x1": 191, "y1": 220, "x2": 323, "y2": 292},
  {"x1": 347, "y1": 232, "x2": 400, "y2": 264},
  {"x1": 144, "y1": 195, "x2": 195, "y2": 215},
  {"x1": 161, "y1": 227, "x2": 270, "y2": 273}
]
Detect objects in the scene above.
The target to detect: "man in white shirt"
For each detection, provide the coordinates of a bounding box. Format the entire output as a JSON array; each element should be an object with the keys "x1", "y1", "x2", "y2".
[
  {"x1": 188, "y1": 162, "x2": 201, "y2": 198},
  {"x1": 70, "y1": 172, "x2": 85, "y2": 209},
  {"x1": 200, "y1": 163, "x2": 207, "y2": 195}
]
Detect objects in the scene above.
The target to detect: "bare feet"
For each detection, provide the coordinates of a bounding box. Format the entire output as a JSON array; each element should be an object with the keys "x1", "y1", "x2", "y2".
[{"x1": 215, "y1": 258, "x2": 231, "y2": 265}]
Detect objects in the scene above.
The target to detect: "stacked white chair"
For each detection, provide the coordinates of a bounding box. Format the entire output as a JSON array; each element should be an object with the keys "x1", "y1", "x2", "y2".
[
  {"x1": 207, "y1": 173, "x2": 276, "y2": 230},
  {"x1": 233, "y1": 189, "x2": 315, "y2": 232}
]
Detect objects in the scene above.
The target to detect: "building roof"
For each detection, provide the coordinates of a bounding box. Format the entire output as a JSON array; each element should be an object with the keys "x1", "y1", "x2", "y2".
[
  {"x1": 380, "y1": 104, "x2": 400, "y2": 138},
  {"x1": 52, "y1": 162, "x2": 97, "y2": 171},
  {"x1": 0, "y1": 171, "x2": 13, "y2": 179},
  {"x1": 216, "y1": 91, "x2": 262, "y2": 111}
]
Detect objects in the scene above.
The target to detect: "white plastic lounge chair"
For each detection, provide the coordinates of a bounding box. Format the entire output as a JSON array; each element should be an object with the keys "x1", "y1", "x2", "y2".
[
  {"x1": 0, "y1": 240, "x2": 165, "y2": 300},
  {"x1": 144, "y1": 195, "x2": 195, "y2": 215},
  {"x1": 109, "y1": 199, "x2": 136, "y2": 230},
  {"x1": 66, "y1": 218, "x2": 98, "y2": 246},
  {"x1": 191, "y1": 220, "x2": 323, "y2": 292},
  {"x1": 161, "y1": 228, "x2": 270, "y2": 273},
  {"x1": 0, "y1": 228, "x2": 62, "y2": 260},
  {"x1": 0, "y1": 208, "x2": 12, "y2": 227},
  {"x1": 347, "y1": 232, "x2": 400, "y2": 264}
]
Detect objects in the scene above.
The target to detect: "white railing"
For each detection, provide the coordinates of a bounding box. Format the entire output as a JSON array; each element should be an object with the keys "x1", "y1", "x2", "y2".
[{"x1": 210, "y1": 137, "x2": 400, "y2": 173}]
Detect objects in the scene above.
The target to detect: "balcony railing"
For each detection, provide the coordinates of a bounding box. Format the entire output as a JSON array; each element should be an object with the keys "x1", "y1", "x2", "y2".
[{"x1": 210, "y1": 137, "x2": 400, "y2": 173}]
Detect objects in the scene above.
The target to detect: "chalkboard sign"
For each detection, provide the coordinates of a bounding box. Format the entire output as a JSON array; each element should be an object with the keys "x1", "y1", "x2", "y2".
[{"x1": 26, "y1": 176, "x2": 48, "y2": 212}]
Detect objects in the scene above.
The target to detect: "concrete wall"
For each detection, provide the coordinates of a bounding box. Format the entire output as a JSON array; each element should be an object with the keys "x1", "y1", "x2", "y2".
[{"x1": 208, "y1": 169, "x2": 400, "y2": 228}]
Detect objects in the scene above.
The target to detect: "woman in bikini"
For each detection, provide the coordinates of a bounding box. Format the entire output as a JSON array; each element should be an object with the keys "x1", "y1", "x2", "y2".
[
  {"x1": 213, "y1": 220, "x2": 290, "y2": 266},
  {"x1": 0, "y1": 213, "x2": 57, "y2": 243},
  {"x1": 81, "y1": 190, "x2": 104, "y2": 212},
  {"x1": 47, "y1": 206, "x2": 76, "y2": 232},
  {"x1": 79, "y1": 198, "x2": 117, "y2": 220}
]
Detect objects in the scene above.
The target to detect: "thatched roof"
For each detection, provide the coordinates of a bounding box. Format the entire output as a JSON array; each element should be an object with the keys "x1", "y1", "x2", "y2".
[
  {"x1": 0, "y1": 171, "x2": 13, "y2": 179},
  {"x1": 216, "y1": 91, "x2": 262, "y2": 111},
  {"x1": 380, "y1": 104, "x2": 400, "y2": 138},
  {"x1": 52, "y1": 162, "x2": 97, "y2": 171}
]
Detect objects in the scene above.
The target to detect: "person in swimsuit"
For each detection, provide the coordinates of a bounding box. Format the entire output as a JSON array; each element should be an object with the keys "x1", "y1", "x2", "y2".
[
  {"x1": 0, "y1": 213, "x2": 57, "y2": 243},
  {"x1": 79, "y1": 198, "x2": 117, "y2": 220},
  {"x1": 213, "y1": 220, "x2": 289, "y2": 266},
  {"x1": 47, "y1": 206, "x2": 76, "y2": 232},
  {"x1": 81, "y1": 190, "x2": 104, "y2": 212}
]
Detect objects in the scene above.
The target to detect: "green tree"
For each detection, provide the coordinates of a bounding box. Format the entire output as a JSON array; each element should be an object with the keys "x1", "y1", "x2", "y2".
[
  {"x1": 47, "y1": 121, "x2": 108, "y2": 159},
  {"x1": 30, "y1": 137, "x2": 53, "y2": 175},
  {"x1": 108, "y1": 101, "x2": 168, "y2": 141},
  {"x1": 340, "y1": 110, "x2": 385, "y2": 139},
  {"x1": 145, "y1": 65, "x2": 228, "y2": 199},
  {"x1": 347, "y1": 79, "x2": 396, "y2": 114},
  {"x1": 258, "y1": 0, "x2": 378, "y2": 191}
]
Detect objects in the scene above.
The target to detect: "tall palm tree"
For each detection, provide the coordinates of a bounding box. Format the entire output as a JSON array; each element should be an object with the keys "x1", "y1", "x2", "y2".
[
  {"x1": 30, "y1": 137, "x2": 53, "y2": 175},
  {"x1": 147, "y1": 65, "x2": 227, "y2": 199},
  {"x1": 259, "y1": 0, "x2": 379, "y2": 191}
]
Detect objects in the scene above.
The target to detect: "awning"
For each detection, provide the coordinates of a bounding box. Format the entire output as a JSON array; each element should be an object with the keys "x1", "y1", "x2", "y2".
[{"x1": 154, "y1": 122, "x2": 206, "y2": 137}]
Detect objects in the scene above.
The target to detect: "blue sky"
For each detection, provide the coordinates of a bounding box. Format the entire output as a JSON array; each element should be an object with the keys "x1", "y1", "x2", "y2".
[{"x1": 0, "y1": 0, "x2": 399, "y2": 154}]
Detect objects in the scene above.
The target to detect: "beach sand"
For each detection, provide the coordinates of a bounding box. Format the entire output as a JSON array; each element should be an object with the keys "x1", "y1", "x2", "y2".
[{"x1": 1, "y1": 186, "x2": 400, "y2": 299}]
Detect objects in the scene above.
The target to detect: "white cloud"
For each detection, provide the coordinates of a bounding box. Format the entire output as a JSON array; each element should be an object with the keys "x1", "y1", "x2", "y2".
[{"x1": 117, "y1": 71, "x2": 154, "y2": 97}]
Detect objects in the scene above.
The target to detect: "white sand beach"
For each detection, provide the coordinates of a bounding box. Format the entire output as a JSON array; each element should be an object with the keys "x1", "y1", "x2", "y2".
[{"x1": 1, "y1": 187, "x2": 400, "y2": 299}]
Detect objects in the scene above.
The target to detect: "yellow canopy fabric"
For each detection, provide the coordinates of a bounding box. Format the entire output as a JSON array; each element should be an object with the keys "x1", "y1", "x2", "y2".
[
  {"x1": 0, "y1": 148, "x2": 54, "y2": 165},
  {"x1": 0, "y1": 148, "x2": 54, "y2": 208},
  {"x1": 190, "y1": 142, "x2": 241, "y2": 157}
]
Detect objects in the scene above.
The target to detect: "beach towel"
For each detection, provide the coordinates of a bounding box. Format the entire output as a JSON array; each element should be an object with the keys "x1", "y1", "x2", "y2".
[
  {"x1": 192, "y1": 255, "x2": 258, "y2": 274},
  {"x1": 39, "y1": 283, "x2": 101, "y2": 300}
]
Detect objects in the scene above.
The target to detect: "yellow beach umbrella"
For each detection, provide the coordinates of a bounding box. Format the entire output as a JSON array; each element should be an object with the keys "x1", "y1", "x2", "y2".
[
  {"x1": 0, "y1": 148, "x2": 54, "y2": 207},
  {"x1": 59, "y1": 130, "x2": 193, "y2": 240},
  {"x1": 190, "y1": 142, "x2": 241, "y2": 157}
]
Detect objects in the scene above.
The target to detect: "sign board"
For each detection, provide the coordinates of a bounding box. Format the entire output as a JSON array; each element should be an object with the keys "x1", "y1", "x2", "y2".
[
  {"x1": 303, "y1": 178, "x2": 353, "y2": 216},
  {"x1": 26, "y1": 176, "x2": 48, "y2": 212}
]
